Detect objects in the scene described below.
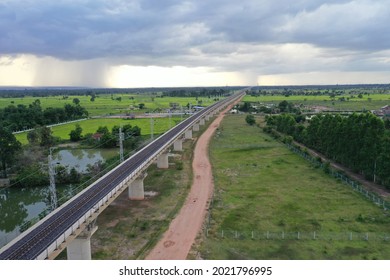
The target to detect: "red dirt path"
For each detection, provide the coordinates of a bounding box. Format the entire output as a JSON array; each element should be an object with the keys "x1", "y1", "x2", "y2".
[{"x1": 145, "y1": 102, "x2": 239, "y2": 260}]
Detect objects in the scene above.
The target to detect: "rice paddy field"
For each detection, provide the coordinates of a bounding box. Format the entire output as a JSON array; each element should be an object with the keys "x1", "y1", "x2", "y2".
[
  {"x1": 14, "y1": 116, "x2": 183, "y2": 144},
  {"x1": 195, "y1": 114, "x2": 390, "y2": 260},
  {"x1": 2, "y1": 92, "x2": 213, "y2": 144},
  {"x1": 0, "y1": 93, "x2": 215, "y2": 116}
]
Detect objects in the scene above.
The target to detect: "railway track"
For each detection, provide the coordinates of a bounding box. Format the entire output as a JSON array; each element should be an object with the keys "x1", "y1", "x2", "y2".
[{"x1": 0, "y1": 91, "x2": 245, "y2": 260}]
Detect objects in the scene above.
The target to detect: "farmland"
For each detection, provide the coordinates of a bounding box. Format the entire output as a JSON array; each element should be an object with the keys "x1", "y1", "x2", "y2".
[
  {"x1": 243, "y1": 93, "x2": 390, "y2": 111},
  {"x1": 3, "y1": 87, "x2": 390, "y2": 260},
  {"x1": 0, "y1": 93, "x2": 215, "y2": 117},
  {"x1": 195, "y1": 114, "x2": 390, "y2": 259},
  {"x1": 14, "y1": 117, "x2": 182, "y2": 145},
  {"x1": 1, "y1": 90, "x2": 217, "y2": 144}
]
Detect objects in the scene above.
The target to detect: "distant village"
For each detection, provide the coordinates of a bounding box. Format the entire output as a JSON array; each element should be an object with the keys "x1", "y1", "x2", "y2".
[
  {"x1": 231, "y1": 101, "x2": 390, "y2": 121},
  {"x1": 373, "y1": 105, "x2": 390, "y2": 118}
]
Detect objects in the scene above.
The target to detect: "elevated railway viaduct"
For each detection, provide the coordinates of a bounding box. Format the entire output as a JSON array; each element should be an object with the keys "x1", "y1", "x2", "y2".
[{"x1": 0, "y1": 90, "x2": 245, "y2": 260}]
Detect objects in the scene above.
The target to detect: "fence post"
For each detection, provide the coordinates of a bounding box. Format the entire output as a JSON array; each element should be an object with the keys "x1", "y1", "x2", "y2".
[
  {"x1": 349, "y1": 232, "x2": 352, "y2": 241},
  {"x1": 266, "y1": 231, "x2": 269, "y2": 240},
  {"x1": 221, "y1": 230, "x2": 224, "y2": 238},
  {"x1": 282, "y1": 231, "x2": 284, "y2": 240},
  {"x1": 313, "y1": 231, "x2": 316, "y2": 240},
  {"x1": 251, "y1": 231, "x2": 254, "y2": 239},
  {"x1": 297, "y1": 232, "x2": 300, "y2": 240}
]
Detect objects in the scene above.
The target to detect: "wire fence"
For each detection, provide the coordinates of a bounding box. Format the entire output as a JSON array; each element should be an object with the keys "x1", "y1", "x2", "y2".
[
  {"x1": 285, "y1": 143, "x2": 390, "y2": 211},
  {"x1": 205, "y1": 229, "x2": 390, "y2": 242},
  {"x1": 202, "y1": 130, "x2": 390, "y2": 246}
]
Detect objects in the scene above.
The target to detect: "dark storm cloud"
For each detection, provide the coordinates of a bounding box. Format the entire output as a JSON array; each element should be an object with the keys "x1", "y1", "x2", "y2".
[{"x1": 1, "y1": 0, "x2": 389, "y2": 74}]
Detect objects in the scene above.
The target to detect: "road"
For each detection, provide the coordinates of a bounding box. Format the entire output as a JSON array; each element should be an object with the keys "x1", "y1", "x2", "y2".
[{"x1": 146, "y1": 97, "x2": 242, "y2": 260}]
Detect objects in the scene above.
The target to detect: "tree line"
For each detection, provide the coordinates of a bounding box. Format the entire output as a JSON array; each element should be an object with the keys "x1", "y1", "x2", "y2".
[
  {"x1": 266, "y1": 113, "x2": 390, "y2": 187},
  {"x1": 0, "y1": 99, "x2": 88, "y2": 131},
  {"x1": 80, "y1": 124, "x2": 142, "y2": 149}
]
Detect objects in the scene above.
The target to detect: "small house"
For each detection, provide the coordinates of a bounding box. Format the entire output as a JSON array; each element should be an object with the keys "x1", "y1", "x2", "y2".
[
  {"x1": 373, "y1": 105, "x2": 390, "y2": 117},
  {"x1": 381, "y1": 105, "x2": 390, "y2": 116},
  {"x1": 92, "y1": 133, "x2": 103, "y2": 141}
]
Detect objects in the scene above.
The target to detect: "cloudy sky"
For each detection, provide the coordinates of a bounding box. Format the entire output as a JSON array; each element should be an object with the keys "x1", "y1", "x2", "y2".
[{"x1": 0, "y1": 0, "x2": 389, "y2": 87}]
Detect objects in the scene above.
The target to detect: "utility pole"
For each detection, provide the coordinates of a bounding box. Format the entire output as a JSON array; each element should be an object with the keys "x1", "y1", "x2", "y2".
[
  {"x1": 150, "y1": 117, "x2": 154, "y2": 140},
  {"x1": 169, "y1": 109, "x2": 172, "y2": 129},
  {"x1": 119, "y1": 126, "x2": 124, "y2": 163},
  {"x1": 48, "y1": 148, "x2": 58, "y2": 211}
]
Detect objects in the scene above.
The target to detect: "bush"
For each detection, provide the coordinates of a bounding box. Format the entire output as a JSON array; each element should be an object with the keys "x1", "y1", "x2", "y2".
[
  {"x1": 176, "y1": 161, "x2": 183, "y2": 170},
  {"x1": 263, "y1": 126, "x2": 272, "y2": 133},
  {"x1": 323, "y1": 162, "x2": 331, "y2": 174},
  {"x1": 12, "y1": 164, "x2": 49, "y2": 187},
  {"x1": 245, "y1": 114, "x2": 256, "y2": 126},
  {"x1": 282, "y1": 136, "x2": 293, "y2": 144}
]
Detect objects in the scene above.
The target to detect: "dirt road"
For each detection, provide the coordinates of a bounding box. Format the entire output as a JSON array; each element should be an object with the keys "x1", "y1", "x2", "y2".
[{"x1": 145, "y1": 102, "x2": 238, "y2": 260}]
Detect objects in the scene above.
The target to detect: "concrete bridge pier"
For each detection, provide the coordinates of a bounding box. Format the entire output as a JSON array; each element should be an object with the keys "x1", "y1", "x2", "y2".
[
  {"x1": 157, "y1": 153, "x2": 169, "y2": 169},
  {"x1": 185, "y1": 130, "x2": 192, "y2": 139},
  {"x1": 128, "y1": 172, "x2": 148, "y2": 200},
  {"x1": 193, "y1": 123, "x2": 200, "y2": 131},
  {"x1": 67, "y1": 222, "x2": 97, "y2": 260},
  {"x1": 173, "y1": 139, "x2": 183, "y2": 151},
  {"x1": 199, "y1": 119, "x2": 205, "y2": 126},
  {"x1": 205, "y1": 115, "x2": 210, "y2": 121}
]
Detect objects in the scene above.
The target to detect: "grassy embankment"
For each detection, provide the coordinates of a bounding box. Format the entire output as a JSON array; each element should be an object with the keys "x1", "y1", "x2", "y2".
[{"x1": 194, "y1": 114, "x2": 390, "y2": 260}]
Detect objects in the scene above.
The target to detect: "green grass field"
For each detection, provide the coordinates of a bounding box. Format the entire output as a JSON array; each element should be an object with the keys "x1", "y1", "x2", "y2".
[
  {"x1": 4, "y1": 92, "x2": 213, "y2": 145},
  {"x1": 197, "y1": 115, "x2": 390, "y2": 259},
  {"x1": 14, "y1": 117, "x2": 183, "y2": 144},
  {"x1": 243, "y1": 94, "x2": 390, "y2": 111},
  {"x1": 0, "y1": 94, "x2": 214, "y2": 116}
]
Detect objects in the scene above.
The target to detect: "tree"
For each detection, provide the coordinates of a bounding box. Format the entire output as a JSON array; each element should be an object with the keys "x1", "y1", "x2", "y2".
[
  {"x1": 38, "y1": 126, "x2": 55, "y2": 147},
  {"x1": 96, "y1": 126, "x2": 109, "y2": 135},
  {"x1": 240, "y1": 102, "x2": 252, "y2": 112},
  {"x1": 138, "y1": 103, "x2": 145, "y2": 110},
  {"x1": 101, "y1": 132, "x2": 117, "y2": 148},
  {"x1": 376, "y1": 133, "x2": 390, "y2": 187},
  {"x1": 69, "y1": 124, "x2": 83, "y2": 141},
  {"x1": 73, "y1": 98, "x2": 80, "y2": 105},
  {"x1": 0, "y1": 126, "x2": 21, "y2": 177},
  {"x1": 13, "y1": 163, "x2": 48, "y2": 187},
  {"x1": 245, "y1": 114, "x2": 256, "y2": 126},
  {"x1": 27, "y1": 129, "x2": 40, "y2": 145},
  {"x1": 95, "y1": 126, "x2": 116, "y2": 148},
  {"x1": 278, "y1": 100, "x2": 290, "y2": 112},
  {"x1": 385, "y1": 119, "x2": 390, "y2": 130}
]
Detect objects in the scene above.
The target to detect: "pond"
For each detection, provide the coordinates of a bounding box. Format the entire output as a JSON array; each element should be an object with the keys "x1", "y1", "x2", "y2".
[
  {"x1": 0, "y1": 148, "x2": 118, "y2": 249},
  {"x1": 52, "y1": 148, "x2": 118, "y2": 173}
]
